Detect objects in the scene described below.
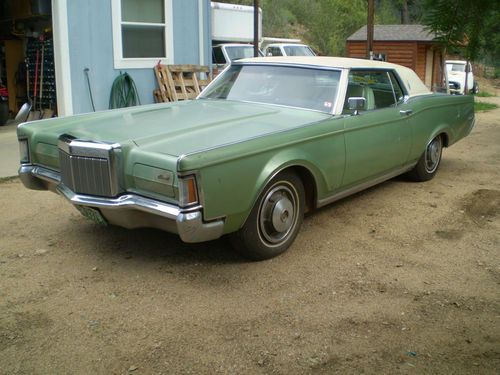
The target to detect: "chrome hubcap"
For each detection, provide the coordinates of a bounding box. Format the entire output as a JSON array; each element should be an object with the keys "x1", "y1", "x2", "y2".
[
  {"x1": 271, "y1": 197, "x2": 294, "y2": 233},
  {"x1": 258, "y1": 183, "x2": 298, "y2": 245},
  {"x1": 425, "y1": 137, "x2": 442, "y2": 173}
]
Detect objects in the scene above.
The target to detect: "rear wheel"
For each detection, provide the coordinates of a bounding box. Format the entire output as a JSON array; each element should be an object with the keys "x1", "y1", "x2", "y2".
[
  {"x1": 407, "y1": 135, "x2": 443, "y2": 182},
  {"x1": 230, "y1": 171, "x2": 305, "y2": 261}
]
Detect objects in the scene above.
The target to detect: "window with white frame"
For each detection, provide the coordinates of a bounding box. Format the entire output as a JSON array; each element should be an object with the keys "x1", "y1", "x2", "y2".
[{"x1": 111, "y1": 0, "x2": 174, "y2": 69}]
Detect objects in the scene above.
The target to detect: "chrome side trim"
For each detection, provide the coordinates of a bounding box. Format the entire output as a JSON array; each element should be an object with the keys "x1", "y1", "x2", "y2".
[
  {"x1": 317, "y1": 163, "x2": 417, "y2": 208},
  {"x1": 176, "y1": 117, "x2": 340, "y2": 169}
]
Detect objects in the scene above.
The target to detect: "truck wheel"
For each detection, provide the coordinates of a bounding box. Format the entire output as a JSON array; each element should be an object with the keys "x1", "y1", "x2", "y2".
[
  {"x1": 407, "y1": 135, "x2": 443, "y2": 182},
  {"x1": 231, "y1": 171, "x2": 305, "y2": 261}
]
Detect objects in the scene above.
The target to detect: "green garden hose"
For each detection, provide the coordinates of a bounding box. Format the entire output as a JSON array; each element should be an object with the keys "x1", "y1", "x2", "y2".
[{"x1": 109, "y1": 72, "x2": 141, "y2": 109}]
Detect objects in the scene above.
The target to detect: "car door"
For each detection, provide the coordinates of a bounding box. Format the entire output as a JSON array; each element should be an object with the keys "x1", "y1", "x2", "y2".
[{"x1": 341, "y1": 69, "x2": 410, "y2": 187}]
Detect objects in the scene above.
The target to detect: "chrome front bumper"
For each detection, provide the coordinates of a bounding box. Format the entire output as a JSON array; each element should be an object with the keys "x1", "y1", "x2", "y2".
[{"x1": 18, "y1": 164, "x2": 224, "y2": 243}]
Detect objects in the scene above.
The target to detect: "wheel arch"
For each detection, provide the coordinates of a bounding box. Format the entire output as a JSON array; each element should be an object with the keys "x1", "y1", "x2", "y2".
[
  {"x1": 440, "y1": 131, "x2": 450, "y2": 147},
  {"x1": 287, "y1": 165, "x2": 317, "y2": 213},
  {"x1": 240, "y1": 160, "x2": 322, "y2": 229},
  {"x1": 428, "y1": 126, "x2": 451, "y2": 148}
]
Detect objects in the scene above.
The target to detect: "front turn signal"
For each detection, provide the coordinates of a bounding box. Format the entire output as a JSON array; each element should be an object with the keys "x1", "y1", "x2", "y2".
[
  {"x1": 18, "y1": 139, "x2": 30, "y2": 164},
  {"x1": 178, "y1": 175, "x2": 198, "y2": 207}
]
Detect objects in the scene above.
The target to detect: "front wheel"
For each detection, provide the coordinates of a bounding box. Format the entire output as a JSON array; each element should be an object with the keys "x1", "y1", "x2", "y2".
[
  {"x1": 407, "y1": 135, "x2": 443, "y2": 182},
  {"x1": 230, "y1": 171, "x2": 305, "y2": 261}
]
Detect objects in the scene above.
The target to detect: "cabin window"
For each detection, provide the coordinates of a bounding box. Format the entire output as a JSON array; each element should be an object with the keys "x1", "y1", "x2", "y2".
[{"x1": 111, "y1": 0, "x2": 174, "y2": 68}]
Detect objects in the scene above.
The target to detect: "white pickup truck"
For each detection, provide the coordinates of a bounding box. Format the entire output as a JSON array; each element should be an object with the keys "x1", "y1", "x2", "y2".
[
  {"x1": 212, "y1": 44, "x2": 263, "y2": 69},
  {"x1": 445, "y1": 60, "x2": 478, "y2": 94},
  {"x1": 263, "y1": 43, "x2": 316, "y2": 57}
]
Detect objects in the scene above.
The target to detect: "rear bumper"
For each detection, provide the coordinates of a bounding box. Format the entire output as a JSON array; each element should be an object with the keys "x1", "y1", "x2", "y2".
[{"x1": 18, "y1": 164, "x2": 224, "y2": 243}]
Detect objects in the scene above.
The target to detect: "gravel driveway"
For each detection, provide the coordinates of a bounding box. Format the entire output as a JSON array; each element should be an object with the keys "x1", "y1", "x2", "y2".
[{"x1": 1, "y1": 102, "x2": 499, "y2": 374}]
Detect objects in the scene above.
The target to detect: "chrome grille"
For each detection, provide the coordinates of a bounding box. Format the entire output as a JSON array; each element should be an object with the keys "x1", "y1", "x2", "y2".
[
  {"x1": 59, "y1": 151, "x2": 113, "y2": 196},
  {"x1": 58, "y1": 136, "x2": 121, "y2": 197}
]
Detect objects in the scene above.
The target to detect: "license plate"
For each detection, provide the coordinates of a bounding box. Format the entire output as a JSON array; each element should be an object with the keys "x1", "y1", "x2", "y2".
[{"x1": 76, "y1": 206, "x2": 108, "y2": 226}]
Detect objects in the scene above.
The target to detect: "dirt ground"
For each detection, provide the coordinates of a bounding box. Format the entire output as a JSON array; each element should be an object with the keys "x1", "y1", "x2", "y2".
[{"x1": 1, "y1": 99, "x2": 499, "y2": 375}]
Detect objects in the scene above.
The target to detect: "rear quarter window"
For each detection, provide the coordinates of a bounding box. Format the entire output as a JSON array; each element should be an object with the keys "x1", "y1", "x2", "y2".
[{"x1": 212, "y1": 47, "x2": 226, "y2": 64}]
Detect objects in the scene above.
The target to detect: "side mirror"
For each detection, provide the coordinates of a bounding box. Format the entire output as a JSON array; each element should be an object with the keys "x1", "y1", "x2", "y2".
[{"x1": 348, "y1": 97, "x2": 366, "y2": 115}]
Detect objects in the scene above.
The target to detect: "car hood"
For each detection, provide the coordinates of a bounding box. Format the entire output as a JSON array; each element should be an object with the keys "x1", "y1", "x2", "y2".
[
  {"x1": 133, "y1": 100, "x2": 330, "y2": 156},
  {"x1": 25, "y1": 100, "x2": 330, "y2": 157}
]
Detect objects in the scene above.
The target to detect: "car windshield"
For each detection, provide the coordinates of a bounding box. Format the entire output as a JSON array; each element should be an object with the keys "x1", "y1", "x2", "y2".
[
  {"x1": 225, "y1": 46, "x2": 255, "y2": 61},
  {"x1": 283, "y1": 45, "x2": 315, "y2": 56},
  {"x1": 199, "y1": 64, "x2": 341, "y2": 113},
  {"x1": 446, "y1": 63, "x2": 466, "y2": 72}
]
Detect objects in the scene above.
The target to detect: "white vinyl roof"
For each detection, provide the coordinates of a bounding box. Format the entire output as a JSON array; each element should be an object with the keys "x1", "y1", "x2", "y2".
[{"x1": 237, "y1": 56, "x2": 432, "y2": 97}]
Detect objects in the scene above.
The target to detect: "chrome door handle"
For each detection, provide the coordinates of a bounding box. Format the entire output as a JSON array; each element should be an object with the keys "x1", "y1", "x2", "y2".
[{"x1": 399, "y1": 109, "x2": 413, "y2": 116}]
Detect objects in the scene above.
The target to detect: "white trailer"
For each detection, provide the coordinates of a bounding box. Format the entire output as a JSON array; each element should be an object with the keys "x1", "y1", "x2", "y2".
[{"x1": 211, "y1": 2, "x2": 262, "y2": 43}]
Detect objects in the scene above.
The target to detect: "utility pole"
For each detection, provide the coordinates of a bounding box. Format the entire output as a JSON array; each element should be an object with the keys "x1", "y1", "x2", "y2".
[
  {"x1": 254, "y1": 0, "x2": 259, "y2": 57},
  {"x1": 367, "y1": 0, "x2": 374, "y2": 60},
  {"x1": 401, "y1": 0, "x2": 410, "y2": 24}
]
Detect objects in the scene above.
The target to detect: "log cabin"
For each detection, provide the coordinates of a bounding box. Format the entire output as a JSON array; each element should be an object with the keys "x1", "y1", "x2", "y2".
[{"x1": 346, "y1": 25, "x2": 444, "y2": 91}]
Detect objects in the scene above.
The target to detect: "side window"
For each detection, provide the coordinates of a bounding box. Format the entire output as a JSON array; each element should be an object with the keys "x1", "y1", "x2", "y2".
[
  {"x1": 268, "y1": 47, "x2": 282, "y2": 56},
  {"x1": 212, "y1": 47, "x2": 226, "y2": 64},
  {"x1": 343, "y1": 70, "x2": 398, "y2": 113},
  {"x1": 388, "y1": 72, "x2": 405, "y2": 104}
]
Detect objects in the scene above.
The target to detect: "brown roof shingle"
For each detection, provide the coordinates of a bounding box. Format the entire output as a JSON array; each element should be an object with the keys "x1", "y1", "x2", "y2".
[{"x1": 347, "y1": 25, "x2": 437, "y2": 42}]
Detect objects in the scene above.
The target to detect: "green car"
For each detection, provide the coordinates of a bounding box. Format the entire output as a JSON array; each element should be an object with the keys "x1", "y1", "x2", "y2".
[{"x1": 18, "y1": 57, "x2": 475, "y2": 260}]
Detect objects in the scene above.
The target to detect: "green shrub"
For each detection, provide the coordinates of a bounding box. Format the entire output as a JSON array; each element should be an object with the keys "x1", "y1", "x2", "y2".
[
  {"x1": 476, "y1": 91, "x2": 495, "y2": 97},
  {"x1": 474, "y1": 102, "x2": 498, "y2": 112}
]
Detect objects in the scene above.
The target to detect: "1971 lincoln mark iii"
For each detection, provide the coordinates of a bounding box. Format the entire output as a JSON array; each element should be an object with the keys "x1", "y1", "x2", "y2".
[{"x1": 18, "y1": 57, "x2": 475, "y2": 260}]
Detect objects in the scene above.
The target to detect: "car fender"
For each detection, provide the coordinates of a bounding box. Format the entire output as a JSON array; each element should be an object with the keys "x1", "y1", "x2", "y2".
[{"x1": 239, "y1": 149, "x2": 330, "y2": 228}]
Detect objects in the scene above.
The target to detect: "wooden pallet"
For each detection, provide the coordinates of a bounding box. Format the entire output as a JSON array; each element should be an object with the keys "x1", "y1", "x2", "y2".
[{"x1": 154, "y1": 64, "x2": 212, "y2": 102}]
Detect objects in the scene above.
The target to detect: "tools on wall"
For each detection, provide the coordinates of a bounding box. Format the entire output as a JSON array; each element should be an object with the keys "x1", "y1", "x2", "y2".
[{"x1": 25, "y1": 35, "x2": 56, "y2": 120}]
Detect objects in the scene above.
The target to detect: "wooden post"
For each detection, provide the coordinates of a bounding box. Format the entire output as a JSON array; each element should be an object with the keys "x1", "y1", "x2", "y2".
[
  {"x1": 367, "y1": 0, "x2": 374, "y2": 60},
  {"x1": 464, "y1": 59, "x2": 470, "y2": 94},
  {"x1": 441, "y1": 48, "x2": 449, "y2": 94},
  {"x1": 254, "y1": 0, "x2": 259, "y2": 57}
]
